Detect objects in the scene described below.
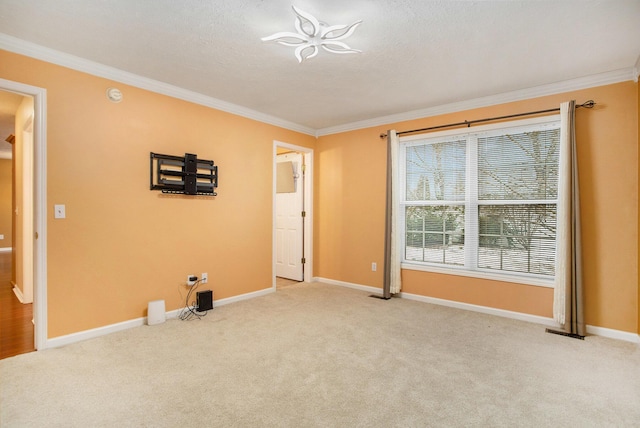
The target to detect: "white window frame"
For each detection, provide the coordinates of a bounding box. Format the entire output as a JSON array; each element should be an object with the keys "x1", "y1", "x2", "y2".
[{"x1": 399, "y1": 115, "x2": 561, "y2": 288}]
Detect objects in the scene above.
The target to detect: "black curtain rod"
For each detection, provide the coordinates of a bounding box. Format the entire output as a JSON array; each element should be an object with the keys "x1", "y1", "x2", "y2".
[{"x1": 379, "y1": 100, "x2": 596, "y2": 139}]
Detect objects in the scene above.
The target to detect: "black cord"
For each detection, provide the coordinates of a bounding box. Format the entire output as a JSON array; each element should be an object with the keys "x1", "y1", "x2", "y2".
[{"x1": 178, "y1": 279, "x2": 209, "y2": 320}]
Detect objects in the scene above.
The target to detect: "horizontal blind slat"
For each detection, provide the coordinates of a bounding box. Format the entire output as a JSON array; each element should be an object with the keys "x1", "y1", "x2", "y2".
[{"x1": 478, "y1": 128, "x2": 560, "y2": 201}]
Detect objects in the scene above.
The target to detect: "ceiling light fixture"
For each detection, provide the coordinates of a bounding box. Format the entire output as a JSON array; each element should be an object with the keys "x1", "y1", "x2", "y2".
[{"x1": 262, "y1": 6, "x2": 362, "y2": 63}]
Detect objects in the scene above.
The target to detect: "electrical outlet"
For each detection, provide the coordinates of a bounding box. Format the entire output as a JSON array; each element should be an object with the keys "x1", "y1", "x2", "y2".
[
  {"x1": 187, "y1": 275, "x2": 197, "y2": 286},
  {"x1": 372, "y1": 262, "x2": 377, "y2": 272},
  {"x1": 54, "y1": 204, "x2": 66, "y2": 219},
  {"x1": 201, "y1": 273, "x2": 208, "y2": 284}
]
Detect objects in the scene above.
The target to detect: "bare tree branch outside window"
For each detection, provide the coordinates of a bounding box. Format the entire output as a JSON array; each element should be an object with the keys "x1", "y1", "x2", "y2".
[{"x1": 403, "y1": 126, "x2": 560, "y2": 276}]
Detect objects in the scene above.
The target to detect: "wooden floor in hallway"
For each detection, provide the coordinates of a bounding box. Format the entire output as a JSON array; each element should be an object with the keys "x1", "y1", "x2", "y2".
[{"x1": 0, "y1": 252, "x2": 34, "y2": 359}]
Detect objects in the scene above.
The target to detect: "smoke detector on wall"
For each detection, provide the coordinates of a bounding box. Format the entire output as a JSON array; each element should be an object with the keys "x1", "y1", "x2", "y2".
[{"x1": 106, "y1": 87, "x2": 123, "y2": 103}]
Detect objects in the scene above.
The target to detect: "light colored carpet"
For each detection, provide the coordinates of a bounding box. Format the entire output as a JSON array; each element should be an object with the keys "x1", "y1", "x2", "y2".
[{"x1": 1, "y1": 282, "x2": 639, "y2": 427}]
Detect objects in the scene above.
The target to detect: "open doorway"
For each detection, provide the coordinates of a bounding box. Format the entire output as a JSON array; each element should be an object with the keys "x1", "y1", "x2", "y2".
[
  {"x1": 273, "y1": 141, "x2": 313, "y2": 290},
  {"x1": 0, "y1": 89, "x2": 34, "y2": 358},
  {"x1": 0, "y1": 78, "x2": 47, "y2": 353}
]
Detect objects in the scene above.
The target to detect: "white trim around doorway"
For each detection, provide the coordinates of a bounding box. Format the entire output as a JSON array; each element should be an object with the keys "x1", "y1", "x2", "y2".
[
  {"x1": 0, "y1": 78, "x2": 47, "y2": 351},
  {"x1": 272, "y1": 141, "x2": 313, "y2": 288}
]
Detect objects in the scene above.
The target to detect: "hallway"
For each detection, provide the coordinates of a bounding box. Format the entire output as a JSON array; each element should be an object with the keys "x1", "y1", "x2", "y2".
[{"x1": 0, "y1": 252, "x2": 34, "y2": 359}]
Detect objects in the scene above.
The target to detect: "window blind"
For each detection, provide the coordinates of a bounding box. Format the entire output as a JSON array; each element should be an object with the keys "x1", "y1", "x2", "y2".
[{"x1": 400, "y1": 118, "x2": 561, "y2": 280}]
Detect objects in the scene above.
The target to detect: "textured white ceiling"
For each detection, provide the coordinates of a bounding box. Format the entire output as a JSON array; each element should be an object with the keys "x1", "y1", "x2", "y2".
[{"x1": 0, "y1": 0, "x2": 639, "y2": 131}]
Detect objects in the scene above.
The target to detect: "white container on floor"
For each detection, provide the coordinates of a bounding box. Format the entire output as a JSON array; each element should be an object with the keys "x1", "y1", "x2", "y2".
[{"x1": 147, "y1": 300, "x2": 166, "y2": 325}]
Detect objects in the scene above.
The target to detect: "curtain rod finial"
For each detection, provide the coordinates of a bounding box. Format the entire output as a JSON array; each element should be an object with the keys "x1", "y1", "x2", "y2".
[
  {"x1": 581, "y1": 100, "x2": 595, "y2": 108},
  {"x1": 380, "y1": 132, "x2": 388, "y2": 139}
]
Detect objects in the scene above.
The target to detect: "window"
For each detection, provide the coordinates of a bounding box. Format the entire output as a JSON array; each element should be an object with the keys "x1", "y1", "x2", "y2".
[{"x1": 400, "y1": 116, "x2": 560, "y2": 285}]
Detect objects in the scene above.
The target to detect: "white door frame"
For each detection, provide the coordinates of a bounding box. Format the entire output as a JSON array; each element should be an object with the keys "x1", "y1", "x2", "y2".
[
  {"x1": 273, "y1": 141, "x2": 313, "y2": 286},
  {"x1": 21, "y1": 114, "x2": 34, "y2": 303},
  {"x1": 0, "y1": 78, "x2": 47, "y2": 350},
  {"x1": 275, "y1": 152, "x2": 304, "y2": 281}
]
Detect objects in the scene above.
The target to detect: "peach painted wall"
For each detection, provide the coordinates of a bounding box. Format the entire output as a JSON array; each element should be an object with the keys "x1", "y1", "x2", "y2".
[
  {"x1": 0, "y1": 159, "x2": 11, "y2": 248},
  {"x1": 0, "y1": 50, "x2": 315, "y2": 337},
  {"x1": 316, "y1": 81, "x2": 638, "y2": 333}
]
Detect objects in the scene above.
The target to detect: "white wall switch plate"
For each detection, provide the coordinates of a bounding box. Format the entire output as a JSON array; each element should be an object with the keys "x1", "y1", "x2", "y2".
[{"x1": 54, "y1": 204, "x2": 66, "y2": 219}]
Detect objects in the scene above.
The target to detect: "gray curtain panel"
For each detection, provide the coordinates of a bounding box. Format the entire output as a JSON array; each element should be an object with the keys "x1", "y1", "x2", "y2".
[{"x1": 554, "y1": 100, "x2": 586, "y2": 337}]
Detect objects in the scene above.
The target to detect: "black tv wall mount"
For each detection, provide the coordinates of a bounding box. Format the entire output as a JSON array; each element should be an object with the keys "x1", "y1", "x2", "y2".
[{"x1": 150, "y1": 152, "x2": 218, "y2": 196}]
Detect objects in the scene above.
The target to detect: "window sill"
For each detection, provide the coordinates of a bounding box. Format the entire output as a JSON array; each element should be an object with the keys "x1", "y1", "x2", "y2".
[{"x1": 400, "y1": 262, "x2": 555, "y2": 288}]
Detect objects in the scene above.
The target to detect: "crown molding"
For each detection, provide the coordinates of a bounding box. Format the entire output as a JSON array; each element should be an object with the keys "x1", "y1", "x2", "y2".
[
  {"x1": 316, "y1": 67, "x2": 637, "y2": 137},
  {"x1": 0, "y1": 33, "x2": 316, "y2": 137},
  {"x1": 1, "y1": 33, "x2": 636, "y2": 140}
]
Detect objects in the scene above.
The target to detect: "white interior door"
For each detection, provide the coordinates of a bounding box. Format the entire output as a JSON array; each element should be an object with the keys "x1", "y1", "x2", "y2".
[{"x1": 275, "y1": 153, "x2": 303, "y2": 281}]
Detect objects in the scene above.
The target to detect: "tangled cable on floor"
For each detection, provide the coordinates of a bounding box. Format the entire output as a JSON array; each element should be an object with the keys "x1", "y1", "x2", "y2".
[{"x1": 178, "y1": 279, "x2": 208, "y2": 321}]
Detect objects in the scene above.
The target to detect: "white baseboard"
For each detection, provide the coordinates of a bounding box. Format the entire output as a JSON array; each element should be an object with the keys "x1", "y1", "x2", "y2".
[
  {"x1": 12, "y1": 285, "x2": 25, "y2": 303},
  {"x1": 313, "y1": 277, "x2": 382, "y2": 295},
  {"x1": 317, "y1": 277, "x2": 640, "y2": 344},
  {"x1": 46, "y1": 317, "x2": 147, "y2": 349},
  {"x1": 213, "y1": 287, "x2": 275, "y2": 307},
  {"x1": 44, "y1": 286, "x2": 275, "y2": 350},
  {"x1": 166, "y1": 287, "x2": 274, "y2": 318},
  {"x1": 41, "y1": 280, "x2": 639, "y2": 348},
  {"x1": 0, "y1": 247, "x2": 12, "y2": 253},
  {"x1": 399, "y1": 290, "x2": 561, "y2": 328},
  {"x1": 586, "y1": 325, "x2": 640, "y2": 344}
]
